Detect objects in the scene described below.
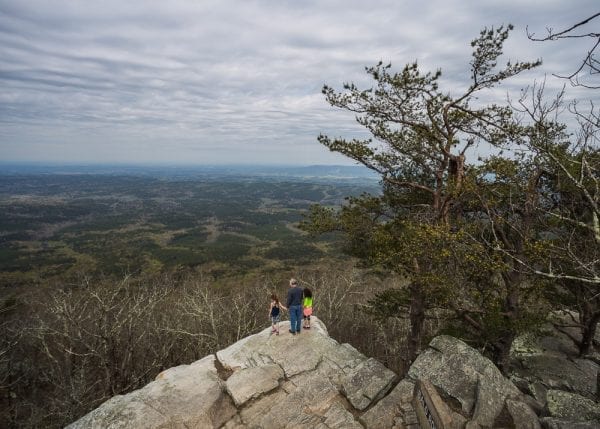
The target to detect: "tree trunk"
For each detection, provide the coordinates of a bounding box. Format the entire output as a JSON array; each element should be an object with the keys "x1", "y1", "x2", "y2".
[
  {"x1": 494, "y1": 270, "x2": 521, "y2": 374},
  {"x1": 493, "y1": 330, "x2": 516, "y2": 375},
  {"x1": 407, "y1": 280, "x2": 425, "y2": 363},
  {"x1": 579, "y1": 303, "x2": 600, "y2": 356}
]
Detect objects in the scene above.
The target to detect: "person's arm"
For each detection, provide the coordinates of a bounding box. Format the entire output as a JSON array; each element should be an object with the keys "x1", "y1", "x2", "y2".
[{"x1": 286, "y1": 289, "x2": 292, "y2": 308}]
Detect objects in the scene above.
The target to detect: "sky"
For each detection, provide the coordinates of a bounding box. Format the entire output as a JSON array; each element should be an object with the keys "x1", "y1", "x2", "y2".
[{"x1": 0, "y1": 1, "x2": 598, "y2": 166}]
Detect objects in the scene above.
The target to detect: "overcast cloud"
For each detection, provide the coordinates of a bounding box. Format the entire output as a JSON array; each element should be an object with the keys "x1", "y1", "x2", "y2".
[{"x1": 0, "y1": 0, "x2": 598, "y2": 165}]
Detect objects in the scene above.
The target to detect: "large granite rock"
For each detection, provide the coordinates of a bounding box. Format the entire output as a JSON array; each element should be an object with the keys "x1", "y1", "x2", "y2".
[
  {"x1": 68, "y1": 317, "x2": 401, "y2": 429},
  {"x1": 341, "y1": 357, "x2": 397, "y2": 410},
  {"x1": 510, "y1": 313, "x2": 600, "y2": 402},
  {"x1": 505, "y1": 398, "x2": 541, "y2": 429},
  {"x1": 540, "y1": 417, "x2": 600, "y2": 428},
  {"x1": 545, "y1": 389, "x2": 600, "y2": 421},
  {"x1": 359, "y1": 379, "x2": 415, "y2": 428},
  {"x1": 508, "y1": 311, "x2": 600, "y2": 429},
  {"x1": 66, "y1": 354, "x2": 236, "y2": 429},
  {"x1": 408, "y1": 335, "x2": 523, "y2": 427}
]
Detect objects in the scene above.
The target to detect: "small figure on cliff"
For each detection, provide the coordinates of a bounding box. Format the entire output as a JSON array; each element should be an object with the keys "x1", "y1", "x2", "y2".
[
  {"x1": 269, "y1": 293, "x2": 286, "y2": 335},
  {"x1": 286, "y1": 278, "x2": 303, "y2": 335},
  {"x1": 302, "y1": 288, "x2": 313, "y2": 329}
]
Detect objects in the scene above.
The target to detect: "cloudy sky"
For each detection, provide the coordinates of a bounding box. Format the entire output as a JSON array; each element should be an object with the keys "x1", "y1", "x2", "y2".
[{"x1": 0, "y1": 1, "x2": 598, "y2": 165}]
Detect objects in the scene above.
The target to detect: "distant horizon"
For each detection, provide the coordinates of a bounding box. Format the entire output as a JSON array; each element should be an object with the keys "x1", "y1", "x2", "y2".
[
  {"x1": 0, "y1": 162, "x2": 380, "y2": 180},
  {"x1": 0, "y1": 161, "x2": 363, "y2": 168}
]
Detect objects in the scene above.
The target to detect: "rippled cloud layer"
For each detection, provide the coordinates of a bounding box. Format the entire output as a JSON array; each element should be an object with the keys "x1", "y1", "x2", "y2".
[{"x1": 0, "y1": 0, "x2": 597, "y2": 164}]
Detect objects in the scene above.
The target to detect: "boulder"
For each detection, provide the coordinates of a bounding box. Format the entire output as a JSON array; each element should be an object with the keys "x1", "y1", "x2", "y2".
[
  {"x1": 505, "y1": 399, "x2": 541, "y2": 429},
  {"x1": 545, "y1": 389, "x2": 600, "y2": 421},
  {"x1": 359, "y1": 379, "x2": 414, "y2": 429},
  {"x1": 66, "y1": 355, "x2": 236, "y2": 429},
  {"x1": 408, "y1": 335, "x2": 521, "y2": 426},
  {"x1": 511, "y1": 354, "x2": 599, "y2": 401},
  {"x1": 511, "y1": 312, "x2": 600, "y2": 401},
  {"x1": 341, "y1": 357, "x2": 397, "y2": 410},
  {"x1": 539, "y1": 417, "x2": 600, "y2": 428}
]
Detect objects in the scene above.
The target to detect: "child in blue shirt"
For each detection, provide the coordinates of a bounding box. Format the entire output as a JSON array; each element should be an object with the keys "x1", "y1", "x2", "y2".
[{"x1": 269, "y1": 293, "x2": 286, "y2": 335}]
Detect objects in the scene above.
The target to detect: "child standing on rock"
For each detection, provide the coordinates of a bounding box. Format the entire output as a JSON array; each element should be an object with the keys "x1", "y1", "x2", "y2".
[
  {"x1": 302, "y1": 288, "x2": 313, "y2": 329},
  {"x1": 269, "y1": 293, "x2": 286, "y2": 335}
]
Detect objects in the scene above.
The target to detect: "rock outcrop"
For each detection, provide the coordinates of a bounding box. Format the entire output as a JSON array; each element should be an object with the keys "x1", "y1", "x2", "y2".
[
  {"x1": 68, "y1": 316, "x2": 599, "y2": 429},
  {"x1": 408, "y1": 335, "x2": 541, "y2": 429},
  {"x1": 68, "y1": 318, "x2": 408, "y2": 429},
  {"x1": 510, "y1": 314, "x2": 599, "y2": 398},
  {"x1": 509, "y1": 311, "x2": 600, "y2": 428}
]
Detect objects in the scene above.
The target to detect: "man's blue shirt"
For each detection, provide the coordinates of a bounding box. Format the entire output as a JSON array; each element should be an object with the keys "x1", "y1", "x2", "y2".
[{"x1": 287, "y1": 286, "x2": 303, "y2": 307}]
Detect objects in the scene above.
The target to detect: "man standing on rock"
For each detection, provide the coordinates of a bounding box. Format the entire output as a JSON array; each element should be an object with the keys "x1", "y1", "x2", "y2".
[{"x1": 286, "y1": 278, "x2": 303, "y2": 335}]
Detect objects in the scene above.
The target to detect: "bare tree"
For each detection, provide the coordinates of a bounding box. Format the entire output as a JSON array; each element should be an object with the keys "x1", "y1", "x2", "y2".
[
  {"x1": 510, "y1": 82, "x2": 599, "y2": 356},
  {"x1": 528, "y1": 12, "x2": 600, "y2": 88}
]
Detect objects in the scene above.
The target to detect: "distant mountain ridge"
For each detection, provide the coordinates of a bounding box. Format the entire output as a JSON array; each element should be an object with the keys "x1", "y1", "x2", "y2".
[{"x1": 0, "y1": 163, "x2": 380, "y2": 181}]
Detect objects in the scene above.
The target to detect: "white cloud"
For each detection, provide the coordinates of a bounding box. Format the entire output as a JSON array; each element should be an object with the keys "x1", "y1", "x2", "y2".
[{"x1": 0, "y1": 0, "x2": 598, "y2": 165}]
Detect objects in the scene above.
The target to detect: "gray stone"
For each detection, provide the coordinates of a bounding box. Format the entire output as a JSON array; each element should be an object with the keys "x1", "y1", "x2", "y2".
[
  {"x1": 216, "y1": 317, "x2": 401, "y2": 428},
  {"x1": 321, "y1": 402, "x2": 364, "y2": 429},
  {"x1": 216, "y1": 318, "x2": 353, "y2": 379},
  {"x1": 341, "y1": 357, "x2": 398, "y2": 410},
  {"x1": 511, "y1": 354, "x2": 598, "y2": 400},
  {"x1": 520, "y1": 394, "x2": 545, "y2": 415},
  {"x1": 237, "y1": 388, "x2": 289, "y2": 427},
  {"x1": 540, "y1": 417, "x2": 600, "y2": 429},
  {"x1": 512, "y1": 375, "x2": 534, "y2": 394},
  {"x1": 511, "y1": 377, "x2": 548, "y2": 410},
  {"x1": 392, "y1": 416, "x2": 406, "y2": 429},
  {"x1": 225, "y1": 363, "x2": 284, "y2": 406},
  {"x1": 545, "y1": 389, "x2": 600, "y2": 421},
  {"x1": 222, "y1": 414, "x2": 244, "y2": 429},
  {"x1": 408, "y1": 335, "x2": 521, "y2": 418},
  {"x1": 67, "y1": 355, "x2": 236, "y2": 429},
  {"x1": 511, "y1": 311, "x2": 600, "y2": 403},
  {"x1": 360, "y1": 379, "x2": 415, "y2": 429},
  {"x1": 530, "y1": 381, "x2": 549, "y2": 405},
  {"x1": 471, "y1": 376, "x2": 508, "y2": 427},
  {"x1": 240, "y1": 371, "x2": 339, "y2": 428},
  {"x1": 584, "y1": 352, "x2": 600, "y2": 366},
  {"x1": 506, "y1": 399, "x2": 541, "y2": 429}
]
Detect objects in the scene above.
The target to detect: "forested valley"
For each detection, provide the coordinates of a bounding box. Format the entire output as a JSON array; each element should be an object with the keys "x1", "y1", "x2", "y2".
[{"x1": 0, "y1": 168, "x2": 415, "y2": 427}]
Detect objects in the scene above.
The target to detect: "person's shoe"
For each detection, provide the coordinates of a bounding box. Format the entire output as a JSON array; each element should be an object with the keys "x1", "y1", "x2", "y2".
[
  {"x1": 276, "y1": 330, "x2": 279, "y2": 335},
  {"x1": 289, "y1": 329, "x2": 294, "y2": 334}
]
